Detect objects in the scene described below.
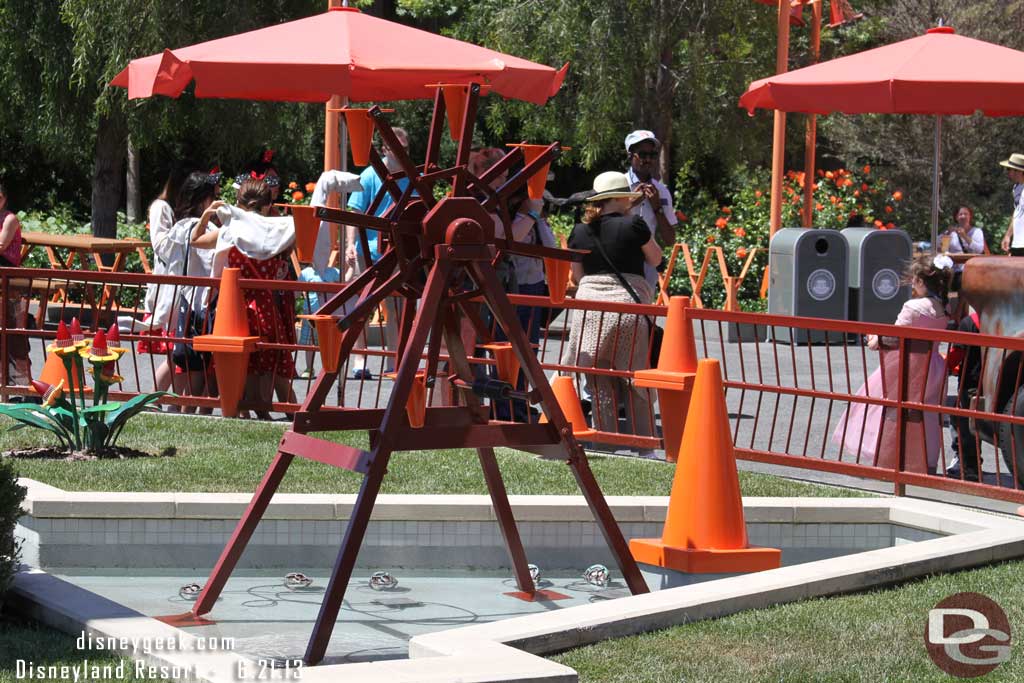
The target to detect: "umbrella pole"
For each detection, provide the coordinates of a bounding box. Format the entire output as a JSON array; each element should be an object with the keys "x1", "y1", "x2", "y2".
[
  {"x1": 931, "y1": 114, "x2": 942, "y2": 254},
  {"x1": 769, "y1": 0, "x2": 792, "y2": 238}
]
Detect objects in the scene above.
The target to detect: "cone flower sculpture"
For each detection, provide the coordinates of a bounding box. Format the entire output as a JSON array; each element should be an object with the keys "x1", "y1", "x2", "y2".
[
  {"x1": 630, "y1": 359, "x2": 781, "y2": 573},
  {"x1": 633, "y1": 296, "x2": 698, "y2": 462},
  {"x1": 191, "y1": 268, "x2": 259, "y2": 417}
]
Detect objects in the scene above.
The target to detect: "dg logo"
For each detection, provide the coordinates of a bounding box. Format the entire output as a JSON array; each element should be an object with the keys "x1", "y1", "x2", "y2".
[{"x1": 925, "y1": 592, "x2": 1012, "y2": 678}]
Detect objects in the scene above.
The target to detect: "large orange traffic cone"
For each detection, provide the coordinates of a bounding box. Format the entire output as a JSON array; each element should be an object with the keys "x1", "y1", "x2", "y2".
[
  {"x1": 634, "y1": 296, "x2": 697, "y2": 463},
  {"x1": 192, "y1": 268, "x2": 259, "y2": 418},
  {"x1": 630, "y1": 358, "x2": 780, "y2": 573},
  {"x1": 541, "y1": 375, "x2": 596, "y2": 438}
]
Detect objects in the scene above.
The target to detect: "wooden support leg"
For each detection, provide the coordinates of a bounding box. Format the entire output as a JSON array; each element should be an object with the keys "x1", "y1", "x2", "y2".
[
  {"x1": 471, "y1": 261, "x2": 649, "y2": 596},
  {"x1": 193, "y1": 452, "x2": 296, "y2": 616},
  {"x1": 477, "y1": 447, "x2": 535, "y2": 593},
  {"x1": 305, "y1": 259, "x2": 454, "y2": 665}
]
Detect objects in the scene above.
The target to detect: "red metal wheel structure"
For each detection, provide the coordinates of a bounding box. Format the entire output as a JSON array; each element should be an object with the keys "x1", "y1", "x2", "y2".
[{"x1": 187, "y1": 84, "x2": 649, "y2": 665}]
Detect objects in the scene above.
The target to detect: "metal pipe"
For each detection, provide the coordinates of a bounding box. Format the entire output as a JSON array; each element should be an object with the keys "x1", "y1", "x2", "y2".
[
  {"x1": 769, "y1": 0, "x2": 792, "y2": 238},
  {"x1": 931, "y1": 114, "x2": 942, "y2": 254}
]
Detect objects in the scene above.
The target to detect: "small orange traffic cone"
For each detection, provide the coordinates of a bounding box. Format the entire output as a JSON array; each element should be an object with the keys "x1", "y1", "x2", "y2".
[
  {"x1": 630, "y1": 358, "x2": 781, "y2": 573},
  {"x1": 634, "y1": 296, "x2": 697, "y2": 463},
  {"x1": 543, "y1": 258, "x2": 571, "y2": 304},
  {"x1": 384, "y1": 370, "x2": 429, "y2": 428},
  {"x1": 481, "y1": 342, "x2": 520, "y2": 386},
  {"x1": 541, "y1": 376, "x2": 596, "y2": 438},
  {"x1": 298, "y1": 314, "x2": 342, "y2": 373},
  {"x1": 507, "y1": 143, "x2": 556, "y2": 200},
  {"x1": 288, "y1": 205, "x2": 320, "y2": 263},
  {"x1": 38, "y1": 352, "x2": 91, "y2": 394},
  {"x1": 407, "y1": 371, "x2": 428, "y2": 428},
  {"x1": 440, "y1": 85, "x2": 466, "y2": 141},
  {"x1": 192, "y1": 268, "x2": 259, "y2": 418},
  {"x1": 340, "y1": 109, "x2": 374, "y2": 166}
]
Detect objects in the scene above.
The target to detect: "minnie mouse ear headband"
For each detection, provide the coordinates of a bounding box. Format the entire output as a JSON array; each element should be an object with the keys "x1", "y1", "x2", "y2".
[
  {"x1": 206, "y1": 166, "x2": 223, "y2": 186},
  {"x1": 234, "y1": 170, "x2": 281, "y2": 188}
]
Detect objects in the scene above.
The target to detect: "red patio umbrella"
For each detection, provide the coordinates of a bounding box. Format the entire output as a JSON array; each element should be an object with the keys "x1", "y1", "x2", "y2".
[
  {"x1": 739, "y1": 26, "x2": 1024, "y2": 249},
  {"x1": 110, "y1": 6, "x2": 567, "y2": 105}
]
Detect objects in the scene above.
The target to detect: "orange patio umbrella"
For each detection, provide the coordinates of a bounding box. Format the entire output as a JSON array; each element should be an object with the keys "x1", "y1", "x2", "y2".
[
  {"x1": 740, "y1": 25, "x2": 1024, "y2": 251},
  {"x1": 110, "y1": 6, "x2": 567, "y2": 105}
]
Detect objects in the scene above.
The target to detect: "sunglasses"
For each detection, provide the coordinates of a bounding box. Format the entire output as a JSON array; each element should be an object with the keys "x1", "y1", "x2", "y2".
[{"x1": 634, "y1": 151, "x2": 658, "y2": 160}]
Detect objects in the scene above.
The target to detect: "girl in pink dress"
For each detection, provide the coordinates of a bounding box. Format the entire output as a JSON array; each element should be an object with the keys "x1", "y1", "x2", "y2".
[{"x1": 833, "y1": 254, "x2": 953, "y2": 474}]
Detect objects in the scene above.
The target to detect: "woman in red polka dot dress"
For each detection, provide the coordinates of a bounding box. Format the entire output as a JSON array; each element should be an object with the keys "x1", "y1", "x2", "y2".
[{"x1": 192, "y1": 178, "x2": 297, "y2": 418}]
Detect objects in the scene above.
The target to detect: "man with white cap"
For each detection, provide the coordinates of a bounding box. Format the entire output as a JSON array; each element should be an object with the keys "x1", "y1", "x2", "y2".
[
  {"x1": 999, "y1": 152, "x2": 1024, "y2": 256},
  {"x1": 624, "y1": 130, "x2": 678, "y2": 296}
]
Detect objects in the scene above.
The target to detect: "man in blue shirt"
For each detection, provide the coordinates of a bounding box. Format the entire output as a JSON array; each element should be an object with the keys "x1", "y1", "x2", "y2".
[{"x1": 345, "y1": 127, "x2": 411, "y2": 379}]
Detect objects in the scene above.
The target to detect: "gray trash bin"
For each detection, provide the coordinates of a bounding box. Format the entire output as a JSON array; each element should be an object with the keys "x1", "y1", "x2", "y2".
[
  {"x1": 842, "y1": 227, "x2": 911, "y2": 324},
  {"x1": 768, "y1": 228, "x2": 848, "y2": 344}
]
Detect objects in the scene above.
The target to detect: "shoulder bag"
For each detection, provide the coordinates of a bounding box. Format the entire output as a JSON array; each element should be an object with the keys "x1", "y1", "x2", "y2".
[{"x1": 584, "y1": 223, "x2": 663, "y2": 367}]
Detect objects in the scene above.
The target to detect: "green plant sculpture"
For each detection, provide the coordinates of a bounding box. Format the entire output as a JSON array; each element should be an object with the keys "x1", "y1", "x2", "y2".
[{"x1": 0, "y1": 319, "x2": 167, "y2": 453}]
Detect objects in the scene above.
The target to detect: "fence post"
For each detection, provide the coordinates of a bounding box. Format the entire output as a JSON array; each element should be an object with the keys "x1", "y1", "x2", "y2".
[
  {"x1": 894, "y1": 337, "x2": 908, "y2": 497},
  {"x1": 1, "y1": 272, "x2": 8, "y2": 402}
]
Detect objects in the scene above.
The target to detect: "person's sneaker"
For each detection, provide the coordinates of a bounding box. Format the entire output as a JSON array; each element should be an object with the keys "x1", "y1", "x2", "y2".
[
  {"x1": 299, "y1": 369, "x2": 314, "y2": 380},
  {"x1": 352, "y1": 368, "x2": 373, "y2": 380}
]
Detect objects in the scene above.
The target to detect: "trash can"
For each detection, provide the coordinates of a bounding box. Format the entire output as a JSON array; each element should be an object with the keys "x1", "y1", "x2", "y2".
[
  {"x1": 842, "y1": 227, "x2": 912, "y2": 324},
  {"x1": 768, "y1": 228, "x2": 848, "y2": 344}
]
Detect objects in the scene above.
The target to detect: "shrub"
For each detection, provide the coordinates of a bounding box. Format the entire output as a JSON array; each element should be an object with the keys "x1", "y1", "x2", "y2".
[
  {"x1": 670, "y1": 163, "x2": 908, "y2": 309},
  {"x1": 0, "y1": 458, "x2": 27, "y2": 599}
]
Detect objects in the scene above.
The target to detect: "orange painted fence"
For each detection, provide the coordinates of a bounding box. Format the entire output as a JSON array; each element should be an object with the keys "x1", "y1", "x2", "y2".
[{"x1": 4, "y1": 266, "x2": 1024, "y2": 508}]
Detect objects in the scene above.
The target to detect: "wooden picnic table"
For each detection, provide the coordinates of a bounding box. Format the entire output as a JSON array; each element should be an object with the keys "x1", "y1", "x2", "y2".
[{"x1": 18, "y1": 231, "x2": 152, "y2": 305}]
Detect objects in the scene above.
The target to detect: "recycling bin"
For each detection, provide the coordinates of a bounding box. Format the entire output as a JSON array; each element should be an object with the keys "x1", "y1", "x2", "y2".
[
  {"x1": 768, "y1": 228, "x2": 848, "y2": 344},
  {"x1": 842, "y1": 227, "x2": 912, "y2": 324}
]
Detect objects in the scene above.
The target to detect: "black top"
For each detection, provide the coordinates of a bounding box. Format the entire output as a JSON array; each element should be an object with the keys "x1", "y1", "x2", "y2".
[{"x1": 568, "y1": 213, "x2": 651, "y2": 277}]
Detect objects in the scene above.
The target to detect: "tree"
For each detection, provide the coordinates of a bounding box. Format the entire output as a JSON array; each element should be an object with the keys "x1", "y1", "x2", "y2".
[{"x1": 0, "y1": 0, "x2": 331, "y2": 234}]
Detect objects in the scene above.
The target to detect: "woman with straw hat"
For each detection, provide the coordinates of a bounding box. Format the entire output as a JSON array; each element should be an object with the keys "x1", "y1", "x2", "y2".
[{"x1": 560, "y1": 172, "x2": 664, "y2": 453}]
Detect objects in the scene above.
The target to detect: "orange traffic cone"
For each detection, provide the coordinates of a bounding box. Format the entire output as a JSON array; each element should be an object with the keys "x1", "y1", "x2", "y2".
[
  {"x1": 634, "y1": 296, "x2": 698, "y2": 463},
  {"x1": 481, "y1": 342, "x2": 520, "y2": 386},
  {"x1": 507, "y1": 143, "x2": 555, "y2": 200},
  {"x1": 288, "y1": 205, "x2": 320, "y2": 263},
  {"x1": 543, "y1": 258, "x2": 570, "y2": 304},
  {"x1": 440, "y1": 85, "x2": 466, "y2": 141},
  {"x1": 340, "y1": 109, "x2": 374, "y2": 167},
  {"x1": 192, "y1": 268, "x2": 259, "y2": 418},
  {"x1": 541, "y1": 376, "x2": 596, "y2": 438},
  {"x1": 630, "y1": 358, "x2": 781, "y2": 573},
  {"x1": 37, "y1": 352, "x2": 91, "y2": 394},
  {"x1": 298, "y1": 314, "x2": 342, "y2": 373},
  {"x1": 407, "y1": 371, "x2": 427, "y2": 428}
]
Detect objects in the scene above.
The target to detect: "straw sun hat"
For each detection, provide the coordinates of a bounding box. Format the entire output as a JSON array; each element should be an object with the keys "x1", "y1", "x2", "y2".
[
  {"x1": 587, "y1": 171, "x2": 642, "y2": 202},
  {"x1": 999, "y1": 153, "x2": 1024, "y2": 171}
]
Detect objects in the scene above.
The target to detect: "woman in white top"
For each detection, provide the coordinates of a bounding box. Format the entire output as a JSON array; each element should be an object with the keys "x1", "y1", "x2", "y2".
[
  {"x1": 942, "y1": 206, "x2": 987, "y2": 265},
  {"x1": 154, "y1": 171, "x2": 221, "y2": 407},
  {"x1": 141, "y1": 163, "x2": 197, "y2": 399}
]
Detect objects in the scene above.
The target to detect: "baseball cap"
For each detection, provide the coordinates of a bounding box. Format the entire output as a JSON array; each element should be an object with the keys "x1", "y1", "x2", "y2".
[{"x1": 625, "y1": 130, "x2": 660, "y2": 153}]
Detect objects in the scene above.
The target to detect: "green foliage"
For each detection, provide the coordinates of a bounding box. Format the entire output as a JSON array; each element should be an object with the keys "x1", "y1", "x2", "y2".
[
  {"x1": 671, "y1": 162, "x2": 907, "y2": 308},
  {"x1": 0, "y1": 458, "x2": 26, "y2": 599}
]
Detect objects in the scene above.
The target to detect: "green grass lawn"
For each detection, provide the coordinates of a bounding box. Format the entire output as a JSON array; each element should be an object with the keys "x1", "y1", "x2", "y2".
[
  {"x1": 0, "y1": 617, "x2": 159, "y2": 683},
  {"x1": 0, "y1": 413, "x2": 861, "y2": 497},
  {"x1": 554, "y1": 559, "x2": 1024, "y2": 682}
]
